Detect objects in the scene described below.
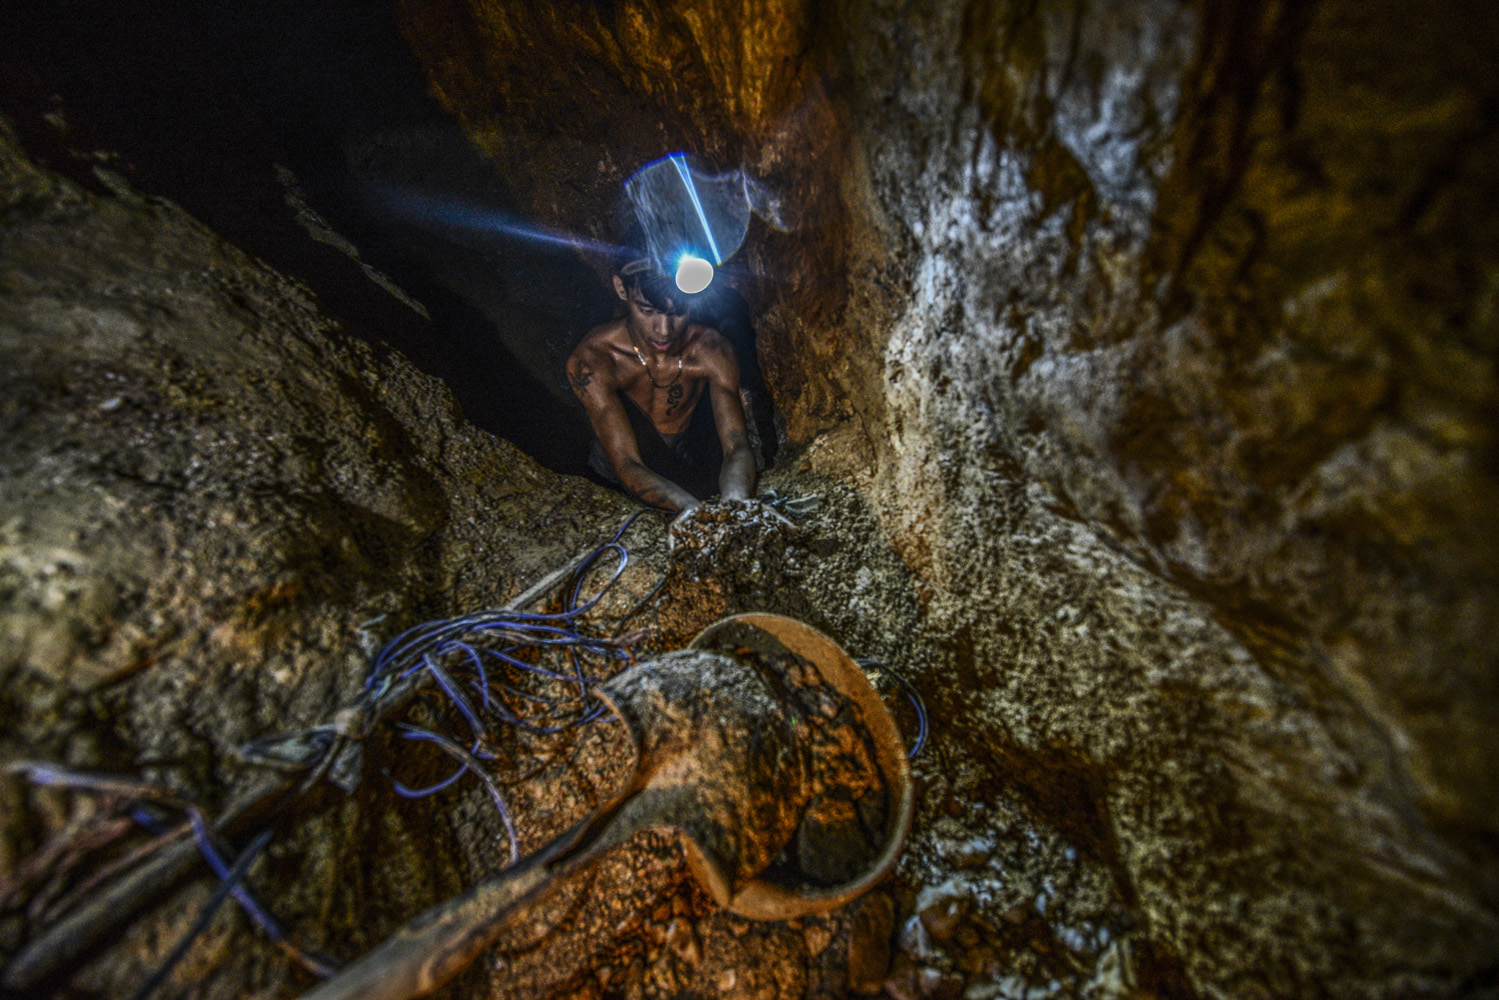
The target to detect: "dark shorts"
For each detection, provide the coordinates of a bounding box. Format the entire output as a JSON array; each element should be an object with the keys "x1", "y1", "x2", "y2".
[{"x1": 587, "y1": 392, "x2": 724, "y2": 501}]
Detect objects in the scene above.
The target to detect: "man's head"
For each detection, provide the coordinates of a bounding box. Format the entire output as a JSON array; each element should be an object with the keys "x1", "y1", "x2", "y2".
[{"x1": 614, "y1": 253, "x2": 690, "y2": 356}]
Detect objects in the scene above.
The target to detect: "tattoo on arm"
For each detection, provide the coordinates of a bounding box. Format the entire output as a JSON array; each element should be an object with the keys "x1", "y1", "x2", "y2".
[
  {"x1": 632, "y1": 483, "x2": 672, "y2": 508},
  {"x1": 567, "y1": 361, "x2": 594, "y2": 396},
  {"x1": 620, "y1": 464, "x2": 694, "y2": 512}
]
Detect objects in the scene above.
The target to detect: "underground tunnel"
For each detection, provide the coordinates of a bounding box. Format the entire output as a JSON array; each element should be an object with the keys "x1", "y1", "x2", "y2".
[{"x1": 2, "y1": 1, "x2": 1497, "y2": 998}]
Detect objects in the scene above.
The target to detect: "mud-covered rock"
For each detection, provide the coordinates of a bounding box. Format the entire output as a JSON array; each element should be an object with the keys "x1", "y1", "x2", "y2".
[{"x1": 845, "y1": 890, "x2": 895, "y2": 994}]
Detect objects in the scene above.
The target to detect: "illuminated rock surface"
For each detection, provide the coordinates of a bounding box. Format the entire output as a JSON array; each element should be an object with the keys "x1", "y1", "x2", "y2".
[
  {"x1": 4, "y1": 0, "x2": 1499, "y2": 998},
  {"x1": 401, "y1": 0, "x2": 1499, "y2": 995}
]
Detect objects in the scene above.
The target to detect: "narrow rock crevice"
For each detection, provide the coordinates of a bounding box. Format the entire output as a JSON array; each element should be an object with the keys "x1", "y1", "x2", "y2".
[{"x1": 3, "y1": 2, "x2": 1497, "y2": 999}]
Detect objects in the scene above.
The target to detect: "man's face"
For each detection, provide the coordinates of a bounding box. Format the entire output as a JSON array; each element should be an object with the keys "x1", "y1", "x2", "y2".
[{"x1": 616, "y1": 277, "x2": 689, "y2": 355}]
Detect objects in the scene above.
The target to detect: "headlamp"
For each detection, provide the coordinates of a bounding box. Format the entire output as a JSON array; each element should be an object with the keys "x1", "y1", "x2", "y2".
[{"x1": 675, "y1": 255, "x2": 714, "y2": 294}]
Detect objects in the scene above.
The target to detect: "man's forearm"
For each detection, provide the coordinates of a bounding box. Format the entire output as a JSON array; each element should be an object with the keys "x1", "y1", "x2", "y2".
[
  {"x1": 618, "y1": 459, "x2": 699, "y2": 512},
  {"x1": 718, "y1": 443, "x2": 756, "y2": 502}
]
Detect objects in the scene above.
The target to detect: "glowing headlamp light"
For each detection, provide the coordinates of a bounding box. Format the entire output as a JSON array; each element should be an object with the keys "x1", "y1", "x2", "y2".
[{"x1": 675, "y1": 254, "x2": 714, "y2": 294}]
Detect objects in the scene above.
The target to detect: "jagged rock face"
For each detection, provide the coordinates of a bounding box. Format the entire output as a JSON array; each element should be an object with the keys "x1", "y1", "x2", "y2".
[
  {"x1": 848, "y1": 0, "x2": 1499, "y2": 826},
  {"x1": 394, "y1": 0, "x2": 816, "y2": 214},
  {"x1": 839, "y1": 0, "x2": 1499, "y2": 993},
  {"x1": 0, "y1": 118, "x2": 639, "y2": 996},
  {"x1": 396, "y1": 0, "x2": 1499, "y2": 997}
]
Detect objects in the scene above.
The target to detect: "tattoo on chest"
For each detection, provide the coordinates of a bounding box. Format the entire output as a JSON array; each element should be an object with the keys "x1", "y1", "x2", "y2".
[{"x1": 664, "y1": 381, "x2": 684, "y2": 416}]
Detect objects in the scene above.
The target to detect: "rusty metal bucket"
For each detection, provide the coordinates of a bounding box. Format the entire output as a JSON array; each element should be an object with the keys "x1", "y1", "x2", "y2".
[{"x1": 687, "y1": 612, "x2": 914, "y2": 920}]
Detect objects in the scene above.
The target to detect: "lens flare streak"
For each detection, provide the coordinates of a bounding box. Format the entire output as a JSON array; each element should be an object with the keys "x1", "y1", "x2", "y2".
[
  {"x1": 372, "y1": 183, "x2": 622, "y2": 257},
  {"x1": 670, "y1": 154, "x2": 722, "y2": 265}
]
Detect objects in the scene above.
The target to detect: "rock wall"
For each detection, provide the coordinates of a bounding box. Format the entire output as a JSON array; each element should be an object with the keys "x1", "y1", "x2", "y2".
[
  {"x1": 0, "y1": 115, "x2": 638, "y2": 996},
  {"x1": 838, "y1": 0, "x2": 1499, "y2": 993},
  {"x1": 394, "y1": 0, "x2": 1499, "y2": 997},
  {"x1": 3, "y1": 0, "x2": 1497, "y2": 996},
  {"x1": 0, "y1": 112, "x2": 937, "y2": 1000},
  {"x1": 848, "y1": 0, "x2": 1499, "y2": 835},
  {"x1": 845, "y1": 0, "x2": 1499, "y2": 989}
]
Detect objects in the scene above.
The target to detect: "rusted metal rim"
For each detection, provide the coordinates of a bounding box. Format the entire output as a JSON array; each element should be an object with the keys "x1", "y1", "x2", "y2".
[{"x1": 689, "y1": 613, "x2": 915, "y2": 920}]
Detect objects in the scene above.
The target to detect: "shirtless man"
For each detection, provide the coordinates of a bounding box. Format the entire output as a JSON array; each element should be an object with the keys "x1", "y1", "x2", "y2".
[{"x1": 566, "y1": 256, "x2": 756, "y2": 512}]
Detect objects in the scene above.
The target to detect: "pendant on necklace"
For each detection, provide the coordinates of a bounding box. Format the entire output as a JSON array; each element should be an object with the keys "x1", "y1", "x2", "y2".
[{"x1": 634, "y1": 343, "x2": 683, "y2": 389}]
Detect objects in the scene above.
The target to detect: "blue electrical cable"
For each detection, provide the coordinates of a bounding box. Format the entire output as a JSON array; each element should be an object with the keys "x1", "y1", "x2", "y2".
[
  {"x1": 367, "y1": 510, "x2": 656, "y2": 843},
  {"x1": 857, "y1": 658, "x2": 929, "y2": 760},
  {"x1": 129, "y1": 829, "x2": 274, "y2": 1000}
]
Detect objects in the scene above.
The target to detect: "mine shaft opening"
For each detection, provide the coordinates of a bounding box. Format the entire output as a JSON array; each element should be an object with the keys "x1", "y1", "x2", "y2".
[{"x1": 2, "y1": 2, "x2": 767, "y2": 482}]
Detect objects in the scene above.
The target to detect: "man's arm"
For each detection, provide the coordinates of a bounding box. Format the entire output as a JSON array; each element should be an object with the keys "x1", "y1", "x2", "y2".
[
  {"x1": 566, "y1": 343, "x2": 700, "y2": 512},
  {"x1": 702, "y1": 339, "x2": 756, "y2": 502}
]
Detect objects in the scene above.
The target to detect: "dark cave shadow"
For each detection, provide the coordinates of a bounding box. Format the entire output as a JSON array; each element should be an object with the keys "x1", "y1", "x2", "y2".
[{"x1": 0, "y1": 0, "x2": 615, "y2": 476}]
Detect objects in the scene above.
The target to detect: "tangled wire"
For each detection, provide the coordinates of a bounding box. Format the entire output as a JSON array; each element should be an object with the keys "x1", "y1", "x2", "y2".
[
  {"x1": 3, "y1": 510, "x2": 664, "y2": 999},
  {"x1": 363, "y1": 509, "x2": 660, "y2": 865}
]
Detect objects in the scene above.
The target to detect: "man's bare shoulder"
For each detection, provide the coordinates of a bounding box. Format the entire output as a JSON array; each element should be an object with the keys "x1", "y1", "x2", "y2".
[
  {"x1": 567, "y1": 321, "x2": 629, "y2": 396},
  {"x1": 686, "y1": 325, "x2": 741, "y2": 383}
]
